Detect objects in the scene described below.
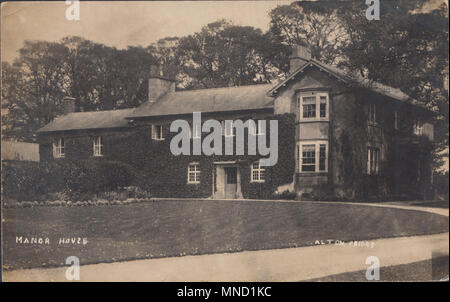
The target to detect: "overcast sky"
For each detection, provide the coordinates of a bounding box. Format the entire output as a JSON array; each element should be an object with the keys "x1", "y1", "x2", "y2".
[{"x1": 1, "y1": 1, "x2": 294, "y2": 63}]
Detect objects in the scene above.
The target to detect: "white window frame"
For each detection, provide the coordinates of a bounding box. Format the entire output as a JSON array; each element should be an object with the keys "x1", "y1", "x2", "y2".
[
  {"x1": 298, "y1": 141, "x2": 328, "y2": 173},
  {"x1": 187, "y1": 162, "x2": 201, "y2": 184},
  {"x1": 52, "y1": 138, "x2": 65, "y2": 158},
  {"x1": 250, "y1": 161, "x2": 265, "y2": 183},
  {"x1": 93, "y1": 136, "x2": 103, "y2": 157},
  {"x1": 297, "y1": 91, "x2": 329, "y2": 122},
  {"x1": 367, "y1": 146, "x2": 381, "y2": 175},
  {"x1": 413, "y1": 119, "x2": 424, "y2": 136},
  {"x1": 152, "y1": 124, "x2": 164, "y2": 140}
]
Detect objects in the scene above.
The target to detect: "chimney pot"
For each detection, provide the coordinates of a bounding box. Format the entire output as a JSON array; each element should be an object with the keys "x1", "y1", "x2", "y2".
[
  {"x1": 63, "y1": 96, "x2": 76, "y2": 114},
  {"x1": 289, "y1": 44, "x2": 311, "y2": 73},
  {"x1": 148, "y1": 65, "x2": 175, "y2": 103}
]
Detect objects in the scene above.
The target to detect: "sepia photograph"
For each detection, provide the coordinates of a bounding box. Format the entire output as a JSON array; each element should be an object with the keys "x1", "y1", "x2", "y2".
[{"x1": 1, "y1": 0, "x2": 449, "y2": 285}]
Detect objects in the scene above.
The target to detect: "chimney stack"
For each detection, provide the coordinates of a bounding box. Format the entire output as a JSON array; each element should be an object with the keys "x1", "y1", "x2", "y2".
[
  {"x1": 289, "y1": 44, "x2": 311, "y2": 73},
  {"x1": 63, "y1": 96, "x2": 76, "y2": 114},
  {"x1": 148, "y1": 65, "x2": 175, "y2": 103}
]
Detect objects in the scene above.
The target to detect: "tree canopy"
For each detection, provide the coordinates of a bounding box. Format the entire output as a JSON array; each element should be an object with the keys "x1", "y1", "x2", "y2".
[{"x1": 2, "y1": 0, "x2": 448, "y2": 171}]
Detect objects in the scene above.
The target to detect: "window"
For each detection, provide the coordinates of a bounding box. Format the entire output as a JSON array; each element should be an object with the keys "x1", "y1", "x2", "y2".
[
  {"x1": 221, "y1": 120, "x2": 235, "y2": 137},
  {"x1": 368, "y1": 103, "x2": 376, "y2": 124},
  {"x1": 367, "y1": 146, "x2": 380, "y2": 175},
  {"x1": 187, "y1": 162, "x2": 200, "y2": 184},
  {"x1": 298, "y1": 141, "x2": 328, "y2": 173},
  {"x1": 52, "y1": 138, "x2": 65, "y2": 158},
  {"x1": 319, "y1": 144, "x2": 327, "y2": 171},
  {"x1": 93, "y1": 136, "x2": 103, "y2": 157},
  {"x1": 301, "y1": 144, "x2": 316, "y2": 172},
  {"x1": 298, "y1": 92, "x2": 329, "y2": 121},
  {"x1": 250, "y1": 120, "x2": 265, "y2": 136},
  {"x1": 302, "y1": 96, "x2": 316, "y2": 118},
  {"x1": 251, "y1": 161, "x2": 265, "y2": 182},
  {"x1": 320, "y1": 96, "x2": 327, "y2": 118},
  {"x1": 394, "y1": 111, "x2": 399, "y2": 130},
  {"x1": 152, "y1": 125, "x2": 164, "y2": 140},
  {"x1": 413, "y1": 120, "x2": 423, "y2": 135}
]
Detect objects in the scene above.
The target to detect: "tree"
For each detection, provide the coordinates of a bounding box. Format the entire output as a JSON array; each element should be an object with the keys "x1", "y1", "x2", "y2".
[
  {"x1": 61, "y1": 36, "x2": 156, "y2": 111},
  {"x1": 2, "y1": 37, "x2": 158, "y2": 140},
  {"x1": 2, "y1": 41, "x2": 69, "y2": 141},
  {"x1": 175, "y1": 20, "x2": 287, "y2": 89},
  {"x1": 338, "y1": 1, "x2": 449, "y2": 169},
  {"x1": 268, "y1": 1, "x2": 348, "y2": 65}
]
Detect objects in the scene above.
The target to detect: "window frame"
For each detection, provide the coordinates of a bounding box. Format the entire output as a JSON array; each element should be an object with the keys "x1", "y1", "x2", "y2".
[
  {"x1": 394, "y1": 111, "x2": 399, "y2": 130},
  {"x1": 297, "y1": 91, "x2": 329, "y2": 122},
  {"x1": 187, "y1": 162, "x2": 201, "y2": 184},
  {"x1": 298, "y1": 141, "x2": 329, "y2": 173},
  {"x1": 93, "y1": 136, "x2": 103, "y2": 157},
  {"x1": 52, "y1": 138, "x2": 65, "y2": 158},
  {"x1": 250, "y1": 161, "x2": 265, "y2": 183},
  {"x1": 152, "y1": 124, "x2": 164, "y2": 140},
  {"x1": 368, "y1": 103, "x2": 377, "y2": 125},
  {"x1": 413, "y1": 119, "x2": 424, "y2": 136},
  {"x1": 367, "y1": 146, "x2": 381, "y2": 175}
]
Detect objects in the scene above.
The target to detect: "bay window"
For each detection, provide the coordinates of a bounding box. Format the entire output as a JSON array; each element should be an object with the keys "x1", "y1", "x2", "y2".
[
  {"x1": 298, "y1": 141, "x2": 328, "y2": 173},
  {"x1": 297, "y1": 91, "x2": 329, "y2": 121}
]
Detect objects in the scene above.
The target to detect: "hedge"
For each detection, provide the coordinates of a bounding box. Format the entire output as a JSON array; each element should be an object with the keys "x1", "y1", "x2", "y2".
[{"x1": 2, "y1": 159, "x2": 147, "y2": 202}]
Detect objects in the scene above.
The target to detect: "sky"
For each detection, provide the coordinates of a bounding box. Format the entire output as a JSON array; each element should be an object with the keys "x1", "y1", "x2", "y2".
[{"x1": 1, "y1": 0, "x2": 294, "y2": 63}]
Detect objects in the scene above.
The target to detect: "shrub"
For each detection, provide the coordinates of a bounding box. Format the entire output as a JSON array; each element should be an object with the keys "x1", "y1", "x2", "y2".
[
  {"x1": 1, "y1": 161, "x2": 44, "y2": 202},
  {"x1": 2, "y1": 159, "x2": 148, "y2": 202},
  {"x1": 275, "y1": 190, "x2": 298, "y2": 200}
]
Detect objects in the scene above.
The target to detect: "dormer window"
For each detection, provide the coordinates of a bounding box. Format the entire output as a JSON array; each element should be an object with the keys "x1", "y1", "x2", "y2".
[
  {"x1": 297, "y1": 91, "x2": 329, "y2": 121},
  {"x1": 53, "y1": 138, "x2": 65, "y2": 158}
]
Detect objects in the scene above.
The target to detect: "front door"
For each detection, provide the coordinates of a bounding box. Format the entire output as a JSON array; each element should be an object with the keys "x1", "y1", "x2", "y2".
[{"x1": 224, "y1": 167, "x2": 237, "y2": 199}]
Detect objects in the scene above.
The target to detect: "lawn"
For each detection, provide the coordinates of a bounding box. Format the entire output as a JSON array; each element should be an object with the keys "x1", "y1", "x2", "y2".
[{"x1": 2, "y1": 200, "x2": 449, "y2": 270}]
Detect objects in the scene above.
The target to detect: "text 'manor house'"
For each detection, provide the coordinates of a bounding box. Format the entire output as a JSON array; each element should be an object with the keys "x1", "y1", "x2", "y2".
[{"x1": 37, "y1": 45, "x2": 435, "y2": 200}]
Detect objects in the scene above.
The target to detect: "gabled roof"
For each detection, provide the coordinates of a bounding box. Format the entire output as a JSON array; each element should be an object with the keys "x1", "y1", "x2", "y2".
[
  {"x1": 268, "y1": 59, "x2": 426, "y2": 108},
  {"x1": 37, "y1": 108, "x2": 134, "y2": 133},
  {"x1": 36, "y1": 57, "x2": 428, "y2": 133},
  {"x1": 126, "y1": 83, "x2": 274, "y2": 119}
]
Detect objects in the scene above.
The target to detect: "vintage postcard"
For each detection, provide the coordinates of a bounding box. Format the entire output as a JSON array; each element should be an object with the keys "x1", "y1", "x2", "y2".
[{"x1": 1, "y1": 0, "x2": 448, "y2": 285}]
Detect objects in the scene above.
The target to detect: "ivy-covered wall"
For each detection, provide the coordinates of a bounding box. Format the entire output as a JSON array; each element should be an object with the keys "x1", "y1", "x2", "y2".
[
  {"x1": 329, "y1": 88, "x2": 435, "y2": 201},
  {"x1": 38, "y1": 113, "x2": 296, "y2": 199}
]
